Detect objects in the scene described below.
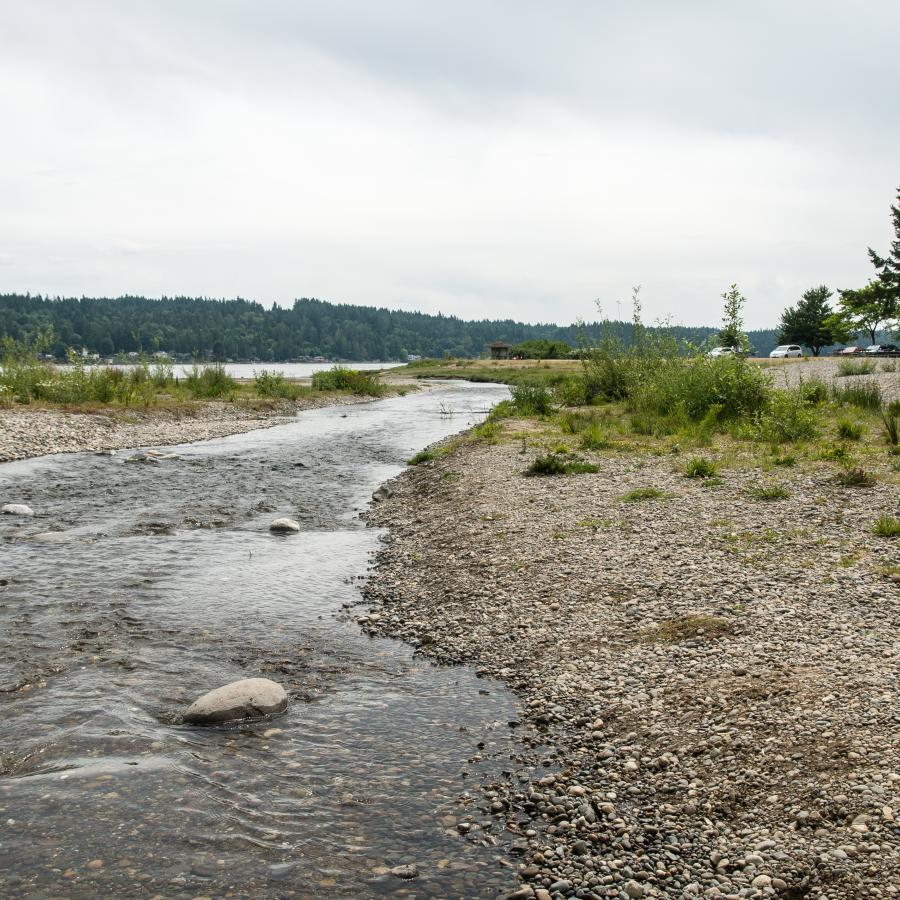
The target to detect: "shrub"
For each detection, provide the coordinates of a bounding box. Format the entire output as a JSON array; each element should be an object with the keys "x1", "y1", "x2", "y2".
[
  {"x1": 553, "y1": 377, "x2": 589, "y2": 407},
  {"x1": 184, "y1": 364, "x2": 237, "y2": 399},
  {"x1": 254, "y1": 369, "x2": 303, "y2": 400},
  {"x1": 872, "y1": 516, "x2": 900, "y2": 537},
  {"x1": 630, "y1": 356, "x2": 770, "y2": 423},
  {"x1": 831, "y1": 381, "x2": 882, "y2": 410},
  {"x1": 747, "y1": 483, "x2": 790, "y2": 500},
  {"x1": 797, "y1": 378, "x2": 828, "y2": 404},
  {"x1": 836, "y1": 419, "x2": 864, "y2": 441},
  {"x1": 836, "y1": 359, "x2": 876, "y2": 377},
  {"x1": 836, "y1": 467, "x2": 875, "y2": 487},
  {"x1": 311, "y1": 366, "x2": 386, "y2": 397},
  {"x1": 749, "y1": 388, "x2": 818, "y2": 444},
  {"x1": 510, "y1": 380, "x2": 554, "y2": 416},
  {"x1": 684, "y1": 457, "x2": 718, "y2": 478}
]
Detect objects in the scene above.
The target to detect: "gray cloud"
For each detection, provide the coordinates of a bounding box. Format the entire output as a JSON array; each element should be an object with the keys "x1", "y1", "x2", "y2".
[{"x1": 0, "y1": 0, "x2": 897, "y2": 328}]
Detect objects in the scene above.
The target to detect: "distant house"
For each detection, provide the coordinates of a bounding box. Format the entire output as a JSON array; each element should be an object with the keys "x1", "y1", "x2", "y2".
[
  {"x1": 407, "y1": 354, "x2": 422, "y2": 362},
  {"x1": 488, "y1": 340, "x2": 511, "y2": 360}
]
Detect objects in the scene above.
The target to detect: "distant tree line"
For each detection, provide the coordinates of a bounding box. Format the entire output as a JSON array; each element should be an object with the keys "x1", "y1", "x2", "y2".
[{"x1": 0, "y1": 293, "x2": 784, "y2": 361}]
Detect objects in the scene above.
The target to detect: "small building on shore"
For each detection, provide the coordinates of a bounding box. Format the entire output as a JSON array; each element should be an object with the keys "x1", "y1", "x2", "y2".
[{"x1": 488, "y1": 340, "x2": 511, "y2": 360}]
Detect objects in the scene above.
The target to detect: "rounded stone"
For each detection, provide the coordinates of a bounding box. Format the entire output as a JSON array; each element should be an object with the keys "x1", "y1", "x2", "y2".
[
  {"x1": 269, "y1": 518, "x2": 300, "y2": 533},
  {"x1": 2, "y1": 504, "x2": 34, "y2": 517},
  {"x1": 183, "y1": 678, "x2": 288, "y2": 724}
]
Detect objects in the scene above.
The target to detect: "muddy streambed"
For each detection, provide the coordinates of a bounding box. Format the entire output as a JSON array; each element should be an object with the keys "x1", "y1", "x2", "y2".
[{"x1": 0, "y1": 382, "x2": 529, "y2": 898}]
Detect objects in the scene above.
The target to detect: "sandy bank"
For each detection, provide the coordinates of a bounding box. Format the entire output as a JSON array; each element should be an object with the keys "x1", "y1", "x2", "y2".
[{"x1": 363, "y1": 430, "x2": 899, "y2": 898}]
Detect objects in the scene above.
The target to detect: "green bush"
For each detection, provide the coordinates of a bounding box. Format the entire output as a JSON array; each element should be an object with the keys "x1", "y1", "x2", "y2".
[
  {"x1": 748, "y1": 388, "x2": 818, "y2": 444},
  {"x1": 510, "y1": 380, "x2": 554, "y2": 416},
  {"x1": 630, "y1": 356, "x2": 770, "y2": 423},
  {"x1": 254, "y1": 369, "x2": 303, "y2": 400},
  {"x1": 311, "y1": 366, "x2": 386, "y2": 397},
  {"x1": 553, "y1": 377, "x2": 589, "y2": 407},
  {"x1": 184, "y1": 364, "x2": 237, "y2": 399}
]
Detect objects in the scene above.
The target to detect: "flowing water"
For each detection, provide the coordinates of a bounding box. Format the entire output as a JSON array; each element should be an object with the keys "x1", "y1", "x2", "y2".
[{"x1": 0, "y1": 382, "x2": 527, "y2": 899}]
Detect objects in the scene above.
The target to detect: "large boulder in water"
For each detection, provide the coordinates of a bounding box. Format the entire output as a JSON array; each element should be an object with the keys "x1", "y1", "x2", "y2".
[
  {"x1": 184, "y1": 678, "x2": 288, "y2": 725},
  {"x1": 372, "y1": 485, "x2": 393, "y2": 503},
  {"x1": 269, "y1": 517, "x2": 300, "y2": 533},
  {"x1": 2, "y1": 504, "x2": 34, "y2": 517}
]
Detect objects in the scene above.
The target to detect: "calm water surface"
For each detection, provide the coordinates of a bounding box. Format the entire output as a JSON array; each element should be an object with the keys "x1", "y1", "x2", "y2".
[{"x1": 0, "y1": 383, "x2": 528, "y2": 899}]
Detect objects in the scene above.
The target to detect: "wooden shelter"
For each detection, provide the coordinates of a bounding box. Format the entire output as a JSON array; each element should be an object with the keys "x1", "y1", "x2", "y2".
[{"x1": 488, "y1": 340, "x2": 511, "y2": 360}]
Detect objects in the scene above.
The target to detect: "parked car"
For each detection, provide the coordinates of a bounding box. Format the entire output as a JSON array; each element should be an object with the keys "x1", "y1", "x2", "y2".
[
  {"x1": 708, "y1": 346, "x2": 736, "y2": 358},
  {"x1": 865, "y1": 343, "x2": 900, "y2": 354},
  {"x1": 769, "y1": 344, "x2": 803, "y2": 358},
  {"x1": 837, "y1": 346, "x2": 863, "y2": 354}
]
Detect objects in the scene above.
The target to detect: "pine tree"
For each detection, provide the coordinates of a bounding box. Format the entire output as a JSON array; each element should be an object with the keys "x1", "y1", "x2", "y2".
[{"x1": 777, "y1": 285, "x2": 837, "y2": 355}]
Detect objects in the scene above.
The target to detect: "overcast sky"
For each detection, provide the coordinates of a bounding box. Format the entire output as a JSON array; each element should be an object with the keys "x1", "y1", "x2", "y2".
[{"x1": 1, "y1": 1, "x2": 897, "y2": 328}]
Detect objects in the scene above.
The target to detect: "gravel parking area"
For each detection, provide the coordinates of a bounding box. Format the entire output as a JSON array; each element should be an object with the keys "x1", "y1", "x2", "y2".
[
  {"x1": 759, "y1": 357, "x2": 900, "y2": 404},
  {"x1": 364, "y1": 433, "x2": 900, "y2": 899}
]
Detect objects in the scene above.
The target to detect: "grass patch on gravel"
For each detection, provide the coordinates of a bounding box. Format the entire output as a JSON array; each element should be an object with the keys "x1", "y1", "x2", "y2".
[
  {"x1": 619, "y1": 487, "x2": 669, "y2": 502},
  {"x1": 836, "y1": 467, "x2": 876, "y2": 488},
  {"x1": 872, "y1": 516, "x2": 900, "y2": 537},
  {"x1": 746, "y1": 482, "x2": 790, "y2": 501},
  {"x1": 684, "y1": 457, "x2": 718, "y2": 478},
  {"x1": 644, "y1": 614, "x2": 733, "y2": 643},
  {"x1": 525, "y1": 453, "x2": 600, "y2": 476}
]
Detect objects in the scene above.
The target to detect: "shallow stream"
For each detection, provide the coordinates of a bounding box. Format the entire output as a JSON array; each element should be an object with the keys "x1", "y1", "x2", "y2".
[{"x1": 0, "y1": 382, "x2": 527, "y2": 898}]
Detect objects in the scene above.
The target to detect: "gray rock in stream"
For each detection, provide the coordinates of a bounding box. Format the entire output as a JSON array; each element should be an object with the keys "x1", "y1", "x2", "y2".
[
  {"x1": 372, "y1": 485, "x2": 393, "y2": 502},
  {"x1": 183, "y1": 678, "x2": 288, "y2": 724},
  {"x1": 2, "y1": 504, "x2": 34, "y2": 517},
  {"x1": 269, "y1": 517, "x2": 301, "y2": 533}
]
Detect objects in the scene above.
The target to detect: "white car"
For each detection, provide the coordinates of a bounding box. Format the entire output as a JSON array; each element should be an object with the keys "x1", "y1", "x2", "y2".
[
  {"x1": 769, "y1": 344, "x2": 803, "y2": 358},
  {"x1": 708, "y1": 347, "x2": 736, "y2": 358}
]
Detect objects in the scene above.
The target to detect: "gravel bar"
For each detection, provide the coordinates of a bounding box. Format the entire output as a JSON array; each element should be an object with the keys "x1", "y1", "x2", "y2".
[
  {"x1": 0, "y1": 393, "x2": 372, "y2": 462},
  {"x1": 363, "y1": 432, "x2": 899, "y2": 899}
]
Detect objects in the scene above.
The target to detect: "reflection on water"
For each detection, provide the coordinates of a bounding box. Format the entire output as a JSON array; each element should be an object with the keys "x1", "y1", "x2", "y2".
[{"x1": 0, "y1": 383, "x2": 527, "y2": 898}]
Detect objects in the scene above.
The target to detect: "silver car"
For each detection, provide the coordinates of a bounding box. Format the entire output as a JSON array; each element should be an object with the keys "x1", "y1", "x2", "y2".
[{"x1": 770, "y1": 344, "x2": 803, "y2": 358}]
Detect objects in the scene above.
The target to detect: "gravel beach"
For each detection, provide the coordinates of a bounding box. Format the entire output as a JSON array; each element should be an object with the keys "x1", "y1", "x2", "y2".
[{"x1": 363, "y1": 429, "x2": 900, "y2": 898}]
